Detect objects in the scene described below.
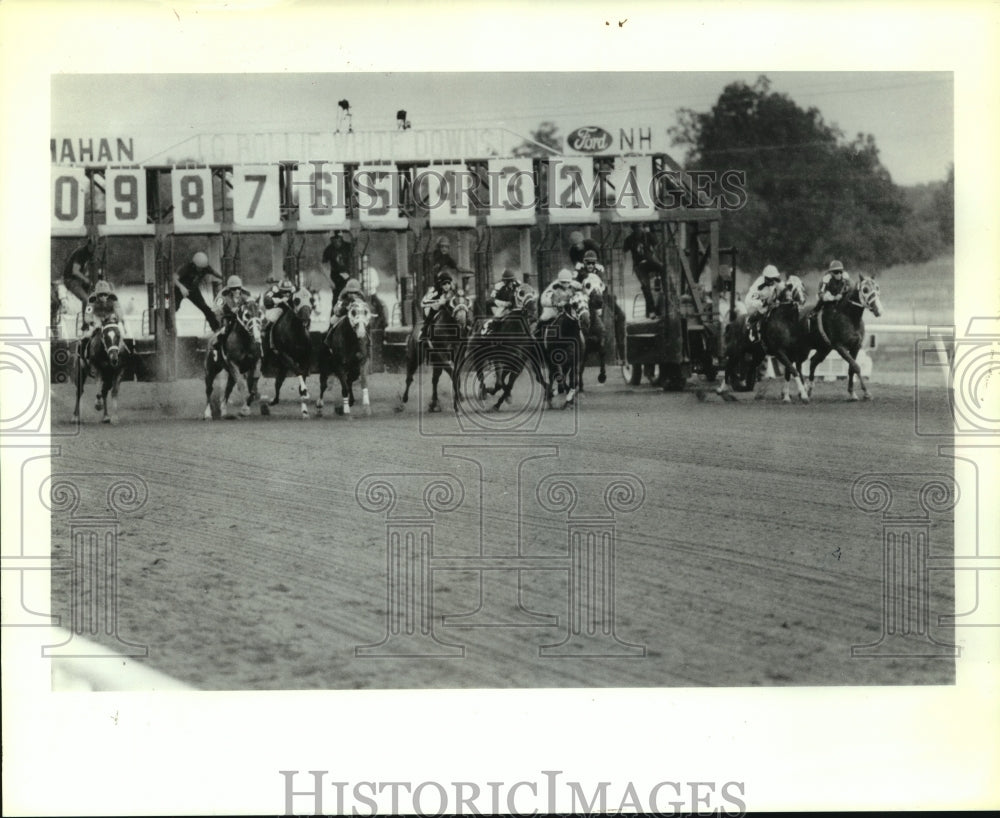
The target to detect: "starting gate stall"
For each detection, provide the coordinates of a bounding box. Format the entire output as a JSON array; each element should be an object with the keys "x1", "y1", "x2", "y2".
[{"x1": 51, "y1": 122, "x2": 726, "y2": 385}]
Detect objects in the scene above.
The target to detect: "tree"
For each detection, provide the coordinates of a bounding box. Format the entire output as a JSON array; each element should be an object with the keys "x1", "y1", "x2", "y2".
[
  {"x1": 670, "y1": 75, "x2": 911, "y2": 273},
  {"x1": 511, "y1": 121, "x2": 562, "y2": 158},
  {"x1": 933, "y1": 163, "x2": 954, "y2": 248}
]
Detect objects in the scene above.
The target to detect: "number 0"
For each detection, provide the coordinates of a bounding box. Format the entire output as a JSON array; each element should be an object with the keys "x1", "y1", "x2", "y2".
[{"x1": 54, "y1": 176, "x2": 79, "y2": 221}]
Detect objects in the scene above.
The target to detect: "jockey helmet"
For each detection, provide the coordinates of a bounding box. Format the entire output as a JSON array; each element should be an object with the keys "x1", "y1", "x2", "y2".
[
  {"x1": 436, "y1": 236, "x2": 451, "y2": 249},
  {"x1": 92, "y1": 279, "x2": 113, "y2": 295},
  {"x1": 556, "y1": 269, "x2": 575, "y2": 283},
  {"x1": 827, "y1": 260, "x2": 845, "y2": 274},
  {"x1": 501, "y1": 269, "x2": 517, "y2": 281},
  {"x1": 762, "y1": 264, "x2": 781, "y2": 281},
  {"x1": 193, "y1": 251, "x2": 209, "y2": 268},
  {"x1": 569, "y1": 231, "x2": 584, "y2": 245},
  {"x1": 435, "y1": 271, "x2": 454, "y2": 287},
  {"x1": 279, "y1": 278, "x2": 295, "y2": 292},
  {"x1": 222, "y1": 275, "x2": 246, "y2": 293},
  {"x1": 583, "y1": 250, "x2": 599, "y2": 264},
  {"x1": 342, "y1": 278, "x2": 362, "y2": 295},
  {"x1": 265, "y1": 274, "x2": 280, "y2": 285}
]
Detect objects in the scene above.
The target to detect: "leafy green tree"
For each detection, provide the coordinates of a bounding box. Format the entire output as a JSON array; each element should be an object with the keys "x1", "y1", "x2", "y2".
[
  {"x1": 933, "y1": 163, "x2": 954, "y2": 247},
  {"x1": 670, "y1": 75, "x2": 912, "y2": 274}
]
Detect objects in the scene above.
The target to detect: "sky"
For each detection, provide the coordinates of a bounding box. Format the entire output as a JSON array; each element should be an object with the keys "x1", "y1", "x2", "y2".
[{"x1": 52, "y1": 71, "x2": 953, "y2": 186}]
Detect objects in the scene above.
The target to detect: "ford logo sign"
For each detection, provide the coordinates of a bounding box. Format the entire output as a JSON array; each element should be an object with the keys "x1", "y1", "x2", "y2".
[{"x1": 567, "y1": 126, "x2": 614, "y2": 153}]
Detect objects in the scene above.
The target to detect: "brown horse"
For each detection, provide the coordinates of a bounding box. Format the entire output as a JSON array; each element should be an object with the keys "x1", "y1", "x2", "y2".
[
  {"x1": 798, "y1": 275, "x2": 883, "y2": 401},
  {"x1": 260, "y1": 287, "x2": 315, "y2": 418}
]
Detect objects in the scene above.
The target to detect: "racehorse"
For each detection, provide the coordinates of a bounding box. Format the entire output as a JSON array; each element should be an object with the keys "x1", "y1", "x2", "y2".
[
  {"x1": 798, "y1": 274, "x2": 883, "y2": 401},
  {"x1": 259, "y1": 287, "x2": 315, "y2": 418},
  {"x1": 535, "y1": 289, "x2": 585, "y2": 409},
  {"x1": 717, "y1": 276, "x2": 810, "y2": 403},
  {"x1": 577, "y1": 272, "x2": 609, "y2": 390},
  {"x1": 399, "y1": 291, "x2": 473, "y2": 413},
  {"x1": 203, "y1": 299, "x2": 262, "y2": 420},
  {"x1": 317, "y1": 297, "x2": 373, "y2": 417},
  {"x1": 466, "y1": 284, "x2": 546, "y2": 412},
  {"x1": 73, "y1": 320, "x2": 126, "y2": 424}
]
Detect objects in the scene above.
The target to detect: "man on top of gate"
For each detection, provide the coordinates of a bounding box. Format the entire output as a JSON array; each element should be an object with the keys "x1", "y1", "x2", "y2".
[
  {"x1": 431, "y1": 236, "x2": 459, "y2": 273},
  {"x1": 63, "y1": 236, "x2": 96, "y2": 333},
  {"x1": 744, "y1": 264, "x2": 784, "y2": 343},
  {"x1": 811, "y1": 259, "x2": 853, "y2": 317},
  {"x1": 174, "y1": 251, "x2": 224, "y2": 332},
  {"x1": 322, "y1": 231, "x2": 353, "y2": 301},
  {"x1": 624, "y1": 223, "x2": 660, "y2": 319}
]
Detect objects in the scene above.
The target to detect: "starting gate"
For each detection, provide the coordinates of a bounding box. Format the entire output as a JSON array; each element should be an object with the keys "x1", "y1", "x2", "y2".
[{"x1": 51, "y1": 133, "x2": 725, "y2": 386}]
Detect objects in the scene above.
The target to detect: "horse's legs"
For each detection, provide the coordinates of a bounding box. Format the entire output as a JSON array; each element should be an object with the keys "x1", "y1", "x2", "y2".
[
  {"x1": 204, "y1": 363, "x2": 216, "y2": 420},
  {"x1": 428, "y1": 365, "x2": 442, "y2": 412},
  {"x1": 72, "y1": 357, "x2": 85, "y2": 422},
  {"x1": 270, "y1": 371, "x2": 285, "y2": 406},
  {"x1": 835, "y1": 344, "x2": 869, "y2": 401},
  {"x1": 400, "y1": 340, "x2": 417, "y2": 406},
  {"x1": 297, "y1": 373, "x2": 310, "y2": 418},
  {"x1": 807, "y1": 348, "x2": 831, "y2": 397},
  {"x1": 317, "y1": 371, "x2": 328, "y2": 412},
  {"x1": 107, "y1": 373, "x2": 122, "y2": 424},
  {"x1": 359, "y1": 368, "x2": 371, "y2": 416},
  {"x1": 774, "y1": 351, "x2": 809, "y2": 403}
]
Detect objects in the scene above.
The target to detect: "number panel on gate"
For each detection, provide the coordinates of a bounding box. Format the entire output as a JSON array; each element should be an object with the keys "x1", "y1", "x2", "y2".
[
  {"x1": 171, "y1": 168, "x2": 219, "y2": 234},
  {"x1": 100, "y1": 169, "x2": 154, "y2": 235},
  {"x1": 355, "y1": 166, "x2": 408, "y2": 229},
  {"x1": 231, "y1": 165, "x2": 282, "y2": 231},
  {"x1": 51, "y1": 168, "x2": 89, "y2": 237},
  {"x1": 486, "y1": 158, "x2": 537, "y2": 226},
  {"x1": 547, "y1": 158, "x2": 598, "y2": 224},
  {"x1": 292, "y1": 161, "x2": 349, "y2": 231}
]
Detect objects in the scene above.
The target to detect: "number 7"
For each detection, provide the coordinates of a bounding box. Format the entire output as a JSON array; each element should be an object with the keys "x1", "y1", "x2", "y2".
[{"x1": 244, "y1": 174, "x2": 267, "y2": 219}]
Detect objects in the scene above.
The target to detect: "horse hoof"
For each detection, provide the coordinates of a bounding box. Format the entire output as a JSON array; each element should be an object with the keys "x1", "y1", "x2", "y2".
[
  {"x1": 101, "y1": 416, "x2": 111, "y2": 424},
  {"x1": 598, "y1": 373, "x2": 607, "y2": 384},
  {"x1": 849, "y1": 392, "x2": 860, "y2": 402},
  {"x1": 429, "y1": 404, "x2": 441, "y2": 413},
  {"x1": 721, "y1": 392, "x2": 738, "y2": 403},
  {"x1": 239, "y1": 405, "x2": 251, "y2": 417},
  {"x1": 269, "y1": 398, "x2": 279, "y2": 406},
  {"x1": 71, "y1": 414, "x2": 79, "y2": 423},
  {"x1": 394, "y1": 404, "x2": 405, "y2": 413},
  {"x1": 800, "y1": 395, "x2": 810, "y2": 404},
  {"x1": 335, "y1": 406, "x2": 344, "y2": 416},
  {"x1": 203, "y1": 407, "x2": 212, "y2": 420},
  {"x1": 862, "y1": 393, "x2": 872, "y2": 401},
  {"x1": 260, "y1": 403, "x2": 270, "y2": 416}
]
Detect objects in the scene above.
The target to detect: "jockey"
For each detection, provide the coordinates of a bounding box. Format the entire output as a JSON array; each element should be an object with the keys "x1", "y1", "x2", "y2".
[
  {"x1": 262, "y1": 277, "x2": 297, "y2": 323},
  {"x1": 745, "y1": 264, "x2": 784, "y2": 342},
  {"x1": 812, "y1": 260, "x2": 853, "y2": 315},
  {"x1": 574, "y1": 250, "x2": 607, "y2": 315},
  {"x1": 486, "y1": 269, "x2": 521, "y2": 317},
  {"x1": 213, "y1": 275, "x2": 252, "y2": 350},
  {"x1": 80, "y1": 280, "x2": 127, "y2": 363},
  {"x1": 538, "y1": 268, "x2": 583, "y2": 326},
  {"x1": 330, "y1": 278, "x2": 366, "y2": 329},
  {"x1": 419, "y1": 270, "x2": 457, "y2": 341}
]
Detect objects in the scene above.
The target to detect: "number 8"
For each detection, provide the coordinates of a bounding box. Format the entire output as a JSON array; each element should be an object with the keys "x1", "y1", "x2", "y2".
[{"x1": 180, "y1": 175, "x2": 205, "y2": 220}]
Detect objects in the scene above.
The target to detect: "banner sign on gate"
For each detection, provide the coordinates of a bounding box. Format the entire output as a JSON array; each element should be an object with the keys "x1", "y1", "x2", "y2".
[
  {"x1": 291, "y1": 161, "x2": 350, "y2": 231},
  {"x1": 171, "y1": 168, "x2": 218, "y2": 234},
  {"x1": 486, "y1": 158, "x2": 536, "y2": 226},
  {"x1": 231, "y1": 164, "x2": 282, "y2": 231},
  {"x1": 355, "y1": 165, "x2": 407, "y2": 229},
  {"x1": 51, "y1": 167, "x2": 90, "y2": 237}
]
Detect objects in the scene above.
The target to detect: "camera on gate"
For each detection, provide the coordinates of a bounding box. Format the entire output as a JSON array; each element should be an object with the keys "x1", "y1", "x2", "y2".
[{"x1": 915, "y1": 318, "x2": 1000, "y2": 436}]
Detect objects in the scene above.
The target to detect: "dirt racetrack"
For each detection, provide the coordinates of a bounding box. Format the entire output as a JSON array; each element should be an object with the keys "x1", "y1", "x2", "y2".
[{"x1": 48, "y1": 367, "x2": 956, "y2": 689}]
